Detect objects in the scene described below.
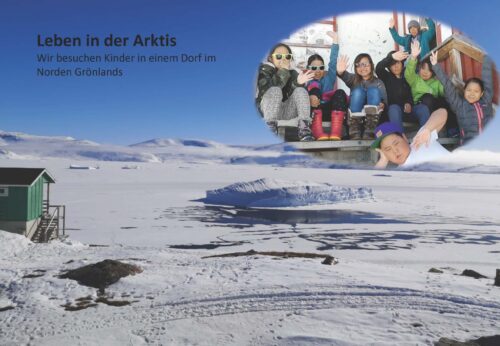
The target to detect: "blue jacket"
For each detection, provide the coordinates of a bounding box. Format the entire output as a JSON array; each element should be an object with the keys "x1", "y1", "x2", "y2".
[
  {"x1": 306, "y1": 43, "x2": 339, "y2": 98},
  {"x1": 389, "y1": 18, "x2": 436, "y2": 60}
]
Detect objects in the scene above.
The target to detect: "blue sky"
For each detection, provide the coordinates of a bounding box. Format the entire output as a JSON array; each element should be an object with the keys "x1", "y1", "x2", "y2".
[{"x1": 0, "y1": 0, "x2": 499, "y2": 150}]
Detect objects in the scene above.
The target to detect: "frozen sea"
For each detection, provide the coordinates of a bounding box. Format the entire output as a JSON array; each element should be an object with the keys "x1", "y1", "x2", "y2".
[{"x1": 0, "y1": 131, "x2": 499, "y2": 345}]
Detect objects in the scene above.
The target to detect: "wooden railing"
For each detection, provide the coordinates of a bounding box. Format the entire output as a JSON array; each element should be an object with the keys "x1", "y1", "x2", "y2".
[{"x1": 31, "y1": 204, "x2": 66, "y2": 242}]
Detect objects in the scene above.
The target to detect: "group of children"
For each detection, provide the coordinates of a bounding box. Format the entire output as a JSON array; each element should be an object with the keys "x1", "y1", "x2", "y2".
[{"x1": 256, "y1": 17, "x2": 495, "y2": 156}]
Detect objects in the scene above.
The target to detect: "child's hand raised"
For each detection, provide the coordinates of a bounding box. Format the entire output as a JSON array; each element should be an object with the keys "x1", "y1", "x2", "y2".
[
  {"x1": 337, "y1": 55, "x2": 349, "y2": 75},
  {"x1": 389, "y1": 18, "x2": 395, "y2": 28},
  {"x1": 392, "y1": 50, "x2": 409, "y2": 61},
  {"x1": 430, "y1": 51, "x2": 438, "y2": 65},
  {"x1": 326, "y1": 30, "x2": 338, "y2": 44},
  {"x1": 410, "y1": 40, "x2": 421, "y2": 59},
  {"x1": 297, "y1": 70, "x2": 315, "y2": 85}
]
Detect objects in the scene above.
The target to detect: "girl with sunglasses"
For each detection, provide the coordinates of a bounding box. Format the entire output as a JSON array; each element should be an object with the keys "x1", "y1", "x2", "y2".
[
  {"x1": 306, "y1": 31, "x2": 349, "y2": 140},
  {"x1": 256, "y1": 43, "x2": 316, "y2": 141},
  {"x1": 337, "y1": 53, "x2": 388, "y2": 140}
]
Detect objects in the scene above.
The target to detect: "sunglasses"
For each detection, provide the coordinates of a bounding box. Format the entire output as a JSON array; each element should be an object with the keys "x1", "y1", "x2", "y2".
[
  {"x1": 272, "y1": 53, "x2": 293, "y2": 60},
  {"x1": 307, "y1": 65, "x2": 325, "y2": 71},
  {"x1": 355, "y1": 62, "x2": 371, "y2": 68}
]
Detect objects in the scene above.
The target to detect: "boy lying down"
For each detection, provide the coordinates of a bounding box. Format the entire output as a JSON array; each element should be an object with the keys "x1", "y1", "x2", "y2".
[{"x1": 371, "y1": 108, "x2": 450, "y2": 168}]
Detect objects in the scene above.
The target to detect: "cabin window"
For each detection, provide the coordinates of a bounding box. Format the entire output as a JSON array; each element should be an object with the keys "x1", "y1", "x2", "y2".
[{"x1": 0, "y1": 186, "x2": 8, "y2": 197}]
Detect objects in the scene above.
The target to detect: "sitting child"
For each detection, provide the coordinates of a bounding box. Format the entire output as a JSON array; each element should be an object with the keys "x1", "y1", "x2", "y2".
[
  {"x1": 376, "y1": 50, "x2": 416, "y2": 128},
  {"x1": 430, "y1": 51, "x2": 495, "y2": 144},
  {"x1": 404, "y1": 41, "x2": 446, "y2": 128},
  {"x1": 306, "y1": 31, "x2": 349, "y2": 140},
  {"x1": 255, "y1": 43, "x2": 315, "y2": 141},
  {"x1": 337, "y1": 53, "x2": 388, "y2": 139}
]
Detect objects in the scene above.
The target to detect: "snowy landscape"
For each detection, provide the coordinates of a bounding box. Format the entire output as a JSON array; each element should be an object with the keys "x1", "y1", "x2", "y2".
[{"x1": 1, "y1": 130, "x2": 500, "y2": 345}]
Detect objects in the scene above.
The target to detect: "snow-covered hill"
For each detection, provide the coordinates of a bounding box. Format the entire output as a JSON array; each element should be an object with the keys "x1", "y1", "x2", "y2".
[
  {"x1": 2, "y1": 130, "x2": 500, "y2": 173},
  {"x1": 0, "y1": 130, "x2": 317, "y2": 166}
]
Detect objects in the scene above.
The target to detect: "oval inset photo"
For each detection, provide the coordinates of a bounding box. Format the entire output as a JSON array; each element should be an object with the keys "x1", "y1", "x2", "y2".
[{"x1": 255, "y1": 11, "x2": 498, "y2": 168}]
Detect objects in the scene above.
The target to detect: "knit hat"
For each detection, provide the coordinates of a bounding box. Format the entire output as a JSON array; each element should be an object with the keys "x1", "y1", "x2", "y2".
[
  {"x1": 407, "y1": 20, "x2": 420, "y2": 31},
  {"x1": 370, "y1": 122, "x2": 404, "y2": 149}
]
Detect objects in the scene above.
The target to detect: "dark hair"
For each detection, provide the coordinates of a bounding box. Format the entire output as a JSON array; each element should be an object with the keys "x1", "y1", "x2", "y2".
[
  {"x1": 267, "y1": 43, "x2": 292, "y2": 63},
  {"x1": 419, "y1": 58, "x2": 435, "y2": 77},
  {"x1": 464, "y1": 77, "x2": 485, "y2": 92},
  {"x1": 307, "y1": 54, "x2": 324, "y2": 66},
  {"x1": 354, "y1": 53, "x2": 375, "y2": 84}
]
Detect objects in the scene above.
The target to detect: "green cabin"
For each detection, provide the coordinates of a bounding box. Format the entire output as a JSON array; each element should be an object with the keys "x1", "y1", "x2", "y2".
[{"x1": 0, "y1": 167, "x2": 65, "y2": 241}]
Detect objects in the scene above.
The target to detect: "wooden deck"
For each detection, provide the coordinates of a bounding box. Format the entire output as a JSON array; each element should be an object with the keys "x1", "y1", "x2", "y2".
[{"x1": 277, "y1": 119, "x2": 459, "y2": 165}]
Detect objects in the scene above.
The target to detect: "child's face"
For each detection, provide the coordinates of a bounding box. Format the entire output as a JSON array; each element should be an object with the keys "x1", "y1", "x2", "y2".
[
  {"x1": 309, "y1": 59, "x2": 325, "y2": 80},
  {"x1": 355, "y1": 57, "x2": 372, "y2": 80},
  {"x1": 464, "y1": 82, "x2": 484, "y2": 104},
  {"x1": 380, "y1": 134, "x2": 411, "y2": 166},
  {"x1": 389, "y1": 61, "x2": 403, "y2": 76},
  {"x1": 271, "y1": 46, "x2": 291, "y2": 69},
  {"x1": 409, "y1": 27, "x2": 419, "y2": 37},
  {"x1": 419, "y1": 63, "x2": 433, "y2": 81}
]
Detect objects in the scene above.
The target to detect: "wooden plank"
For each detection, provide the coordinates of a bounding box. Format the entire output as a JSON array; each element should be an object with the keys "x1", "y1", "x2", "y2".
[
  {"x1": 292, "y1": 140, "x2": 373, "y2": 150},
  {"x1": 436, "y1": 23, "x2": 442, "y2": 45},
  {"x1": 284, "y1": 42, "x2": 332, "y2": 49},
  {"x1": 449, "y1": 48, "x2": 463, "y2": 80},
  {"x1": 424, "y1": 34, "x2": 484, "y2": 63},
  {"x1": 393, "y1": 11, "x2": 399, "y2": 51},
  {"x1": 289, "y1": 137, "x2": 459, "y2": 151}
]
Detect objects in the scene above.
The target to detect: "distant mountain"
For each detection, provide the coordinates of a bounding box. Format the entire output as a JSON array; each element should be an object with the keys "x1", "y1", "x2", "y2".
[
  {"x1": 1, "y1": 130, "x2": 499, "y2": 173},
  {"x1": 0, "y1": 130, "x2": 310, "y2": 165},
  {"x1": 130, "y1": 138, "x2": 224, "y2": 148},
  {"x1": 0, "y1": 130, "x2": 160, "y2": 163}
]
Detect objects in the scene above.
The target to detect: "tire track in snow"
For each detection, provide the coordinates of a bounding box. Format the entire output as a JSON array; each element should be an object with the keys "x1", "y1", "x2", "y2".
[
  {"x1": 142, "y1": 284, "x2": 500, "y2": 323},
  {"x1": 2, "y1": 284, "x2": 499, "y2": 343}
]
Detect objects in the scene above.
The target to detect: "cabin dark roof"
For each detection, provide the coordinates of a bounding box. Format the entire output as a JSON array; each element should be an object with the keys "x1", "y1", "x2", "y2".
[{"x1": 0, "y1": 168, "x2": 55, "y2": 185}]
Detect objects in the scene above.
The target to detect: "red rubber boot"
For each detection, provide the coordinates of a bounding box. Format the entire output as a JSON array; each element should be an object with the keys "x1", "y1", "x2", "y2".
[
  {"x1": 311, "y1": 109, "x2": 329, "y2": 140},
  {"x1": 329, "y1": 110, "x2": 344, "y2": 140}
]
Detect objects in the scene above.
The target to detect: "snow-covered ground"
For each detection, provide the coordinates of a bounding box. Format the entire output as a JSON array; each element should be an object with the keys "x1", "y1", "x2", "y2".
[{"x1": 1, "y1": 131, "x2": 499, "y2": 345}]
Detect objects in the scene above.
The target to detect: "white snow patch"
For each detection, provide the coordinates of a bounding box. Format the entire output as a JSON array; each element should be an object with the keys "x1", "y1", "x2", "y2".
[{"x1": 0, "y1": 230, "x2": 33, "y2": 258}]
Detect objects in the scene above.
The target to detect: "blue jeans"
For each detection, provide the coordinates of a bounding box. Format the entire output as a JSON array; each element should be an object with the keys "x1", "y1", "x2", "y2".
[
  {"x1": 388, "y1": 104, "x2": 430, "y2": 127},
  {"x1": 349, "y1": 86, "x2": 382, "y2": 112}
]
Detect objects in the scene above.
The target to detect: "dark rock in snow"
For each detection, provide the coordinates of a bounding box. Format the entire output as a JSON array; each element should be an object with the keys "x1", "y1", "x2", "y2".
[
  {"x1": 461, "y1": 269, "x2": 487, "y2": 279},
  {"x1": 0, "y1": 306, "x2": 15, "y2": 312},
  {"x1": 59, "y1": 259, "x2": 142, "y2": 290},
  {"x1": 321, "y1": 256, "x2": 336, "y2": 265},
  {"x1": 435, "y1": 334, "x2": 500, "y2": 346},
  {"x1": 494, "y1": 269, "x2": 500, "y2": 287},
  {"x1": 429, "y1": 268, "x2": 444, "y2": 274}
]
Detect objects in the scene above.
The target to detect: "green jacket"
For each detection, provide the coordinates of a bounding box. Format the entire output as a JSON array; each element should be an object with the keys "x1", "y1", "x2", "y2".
[{"x1": 404, "y1": 58, "x2": 444, "y2": 103}]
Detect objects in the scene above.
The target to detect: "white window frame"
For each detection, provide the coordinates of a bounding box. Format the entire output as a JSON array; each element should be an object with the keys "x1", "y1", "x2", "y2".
[{"x1": 0, "y1": 186, "x2": 8, "y2": 197}]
